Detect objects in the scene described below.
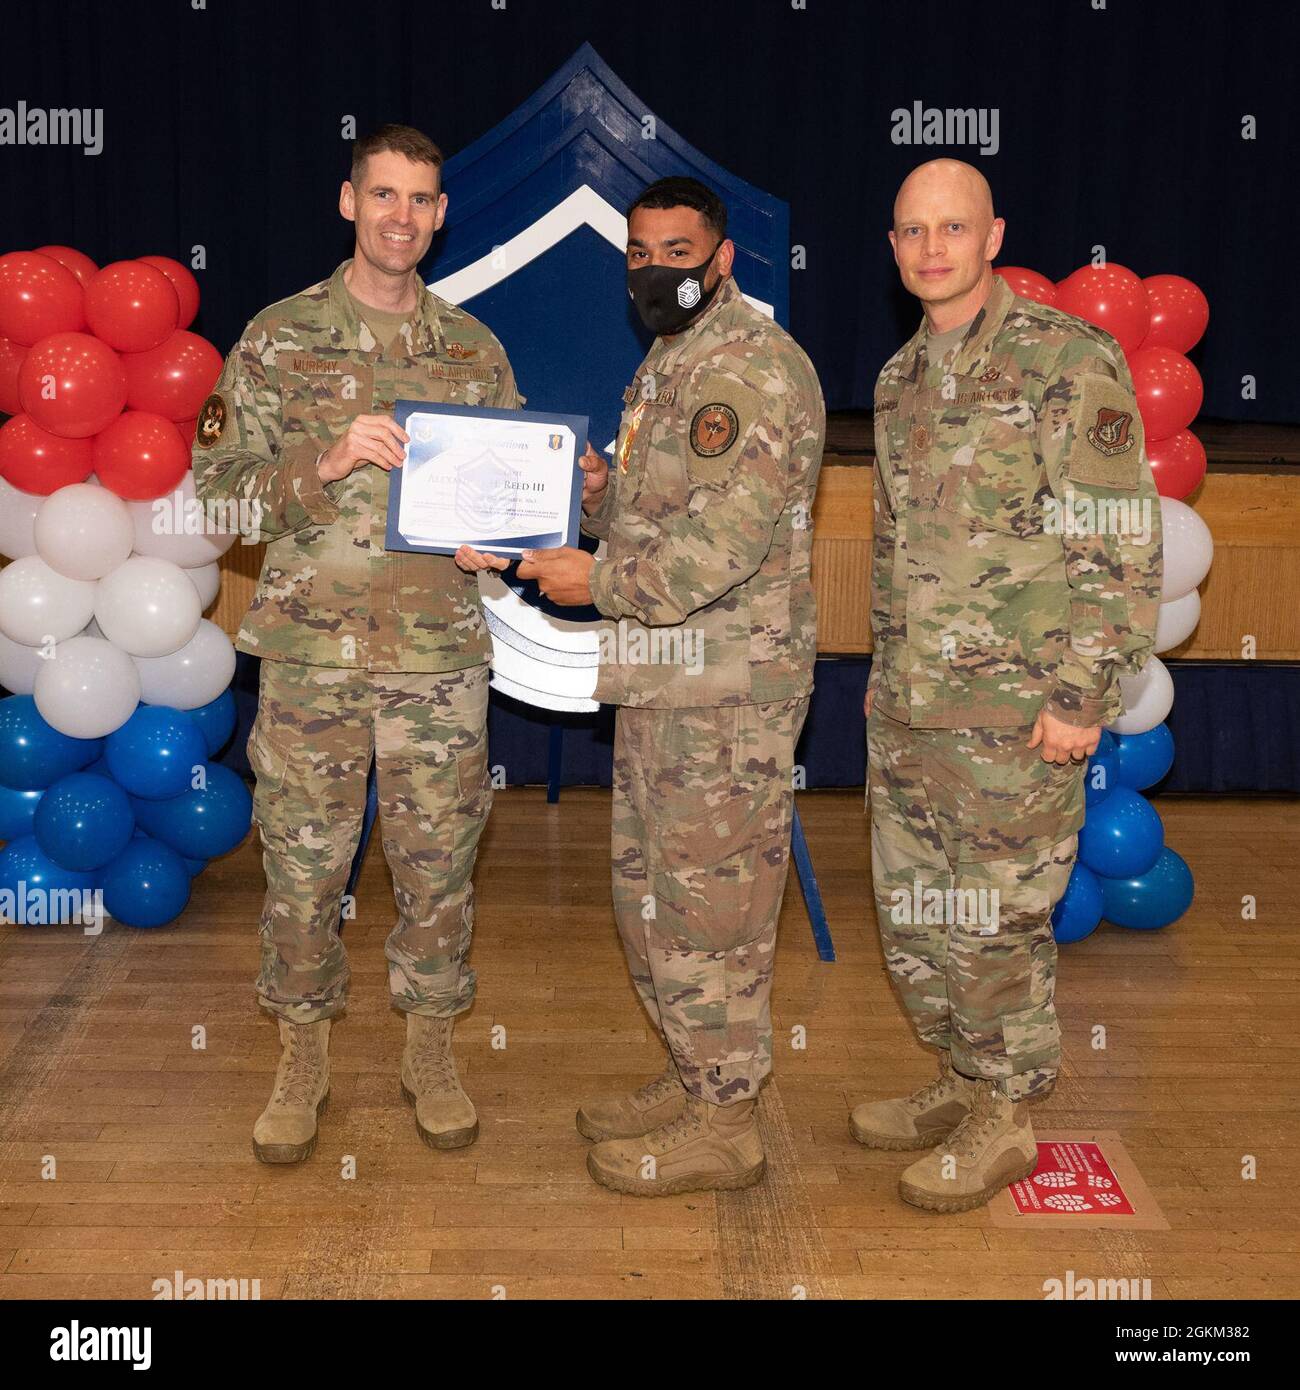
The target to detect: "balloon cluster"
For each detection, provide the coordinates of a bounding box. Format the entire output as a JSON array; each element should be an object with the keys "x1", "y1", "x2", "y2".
[
  {"x1": 0, "y1": 246, "x2": 251, "y2": 928},
  {"x1": 993, "y1": 264, "x2": 1210, "y2": 940}
]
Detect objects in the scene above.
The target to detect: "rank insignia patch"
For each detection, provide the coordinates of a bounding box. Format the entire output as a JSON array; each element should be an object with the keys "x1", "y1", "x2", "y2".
[
  {"x1": 690, "y1": 402, "x2": 739, "y2": 457},
  {"x1": 1086, "y1": 407, "x2": 1135, "y2": 457},
  {"x1": 196, "y1": 392, "x2": 228, "y2": 449}
]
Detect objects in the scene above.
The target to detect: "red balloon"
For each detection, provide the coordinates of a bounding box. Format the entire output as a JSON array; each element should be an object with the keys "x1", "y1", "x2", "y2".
[
  {"x1": 137, "y1": 256, "x2": 200, "y2": 330},
  {"x1": 92, "y1": 410, "x2": 191, "y2": 500},
  {"x1": 84, "y1": 261, "x2": 179, "y2": 354},
  {"x1": 0, "y1": 334, "x2": 25, "y2": 415},
  {"x1": 1141, "y1": 274, "x2": 1209, "y2": 354},
  {"x1": 0, "y1": 251, "x2": 86, "y2": 346},
  {"x1": 1146, "y1": 429, "x2": 1207, "y2": 500},
  {"x1": 17, "y1": 331, "x2": 127, "y2": 438},
  {"x1": 994, "y1": 266, "x2": 1058, "y2": 306},
  {"x1": 1055, "y1": 263, "x2": 1150, "y2": 357},
  {"x1": 121, "y1": 329, "x2": 223, "y2": 421},
  {"x1": 35, "y1": 245, "x2": 99, "y2": 289},
  {"x1": 176, "y1": 416, "x2": 198, "y2": 445},
  {"x1": 0, "y1": 412, "x2": 94, "y2": 493},
  {"x1": 1130, "y1": 346, "x2": 1203, "y2": 441}
]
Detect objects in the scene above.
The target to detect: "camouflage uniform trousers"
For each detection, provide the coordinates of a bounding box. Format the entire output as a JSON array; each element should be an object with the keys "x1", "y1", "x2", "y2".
[
  {"x1": 867, "y1": 706, "x2": 1084, "y2": 1102},
  {"x1": 611, "y1": 697, "x2": 809, "y2": 1106},
  {"x1": 247, "y1": 659, "x2": 492, "y2": 1024}
]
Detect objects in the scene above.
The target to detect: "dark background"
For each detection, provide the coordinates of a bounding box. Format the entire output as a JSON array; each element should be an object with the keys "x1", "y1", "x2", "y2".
[{"x1": 1, "y1": 0, "x2": 1295, "y2": 422}]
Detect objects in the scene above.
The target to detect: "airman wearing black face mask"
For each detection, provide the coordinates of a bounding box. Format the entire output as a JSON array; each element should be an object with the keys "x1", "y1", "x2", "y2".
[{"x1": 516, "y1": 175, "x2": 827, "y2": 1199}]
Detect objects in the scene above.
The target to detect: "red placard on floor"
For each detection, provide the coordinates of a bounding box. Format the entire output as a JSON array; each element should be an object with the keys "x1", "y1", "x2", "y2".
[{"x1": 1009, "y1": 1139, "x2": 1135, "y2": 1216}]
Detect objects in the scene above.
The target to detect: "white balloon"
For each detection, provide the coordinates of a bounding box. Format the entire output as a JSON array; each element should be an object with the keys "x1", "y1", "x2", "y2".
[
  {"x1": 34, "y1": 483, "x2": 135, "y2": 581},
  {"x1": 0, "y1": 630, "x2": 47, "y2": 696},
  {"x1": 95, "y1": 555, "x2": 202, "y2": 658},
  {"x1": 1111, "y1": 654, "x2": 1175, "y2": 735},
  {"x1": 187, "y1": 561, "x2": 221, "y2": 611},
  {"x1": 0, "y1": 476, "x2": 44, "y2": 560},
  {"x1": 1160, "y1": 496, "x2": 1214, "y2": 602},
  {"x1": 32, "y1": 635, "x2": 141, "y2": 739},
  {"x1": 0, "y1": 555, "x2": 98, "y2": 646},
  {"x1": 127, "y1": 471, "x2": 239, "y2": 568},
  {"x1": 133, "y1": 618, "x2": 236, "y2": 709},
  {"x1": 1154, "y1": 589, "x2": 1202, "y2": 654}
]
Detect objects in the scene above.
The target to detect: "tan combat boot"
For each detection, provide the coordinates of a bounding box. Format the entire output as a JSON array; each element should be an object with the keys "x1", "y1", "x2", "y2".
[
  {"x1": 575, "y1": 1062, "x2": 688, "y2": 1142},
  {"x1": 849, "y1": 1051, "x2": 975, "y2": 1150},
  {"x1": 586, "y1": 1093, "x2": 765, "y2": 1196},
  {"x1": 252, "y1": 1018, "x2": 331, "y2": 1164},
  {"x1": 897, "y1": 1079, "x2": 1039, "y2": 1213},
  {"x1": 400, "y1": 1013, "x2": 478, "y2": 1150}
]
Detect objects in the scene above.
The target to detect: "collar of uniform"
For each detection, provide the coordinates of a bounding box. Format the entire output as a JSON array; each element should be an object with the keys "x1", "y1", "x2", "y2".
[
  {"x1": 899, "y1": 272, "x2": 1018, "y2": 386},
  {"x1": 647, "y1": 274, "x2": 743, "y2": 376},
  {"x1": 325, "y1": 259, "x2": 445, "y2": 356},
  {"x1": 950, "y1": 273, "x2": 1017, "y2": 379}
]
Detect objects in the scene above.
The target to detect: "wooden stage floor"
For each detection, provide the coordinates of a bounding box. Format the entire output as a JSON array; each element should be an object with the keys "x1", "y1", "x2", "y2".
[{"x1": 1, "y1": 789, "x2": 1297, "y2": 1301}]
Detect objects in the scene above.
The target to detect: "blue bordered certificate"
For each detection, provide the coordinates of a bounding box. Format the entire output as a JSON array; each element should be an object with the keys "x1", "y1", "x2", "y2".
[{"x1": 385, "y1": 400, "x2": 588, "y2": 557}]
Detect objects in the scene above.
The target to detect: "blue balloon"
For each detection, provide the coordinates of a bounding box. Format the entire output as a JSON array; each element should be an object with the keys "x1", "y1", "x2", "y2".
[
  {"x1": 0, "y1": 695, "x2": 103, "y2": 790},
  {"x1": 106, "y1": 706, "x2": 208, "y2": 800},
  {"x1": 131, "y1": 761, "x2": 252, "y2": 859},
  {"x1": 34, "y1": 772, "x2": 135, "y2": 872},
  {"x1": 1052, "y1": 862, "x2": 1104, "y2": 943},
  {"x1": 1114, "y1": 723, "x2": 1176, "y2": 791},
  {"x1": 182, "y1": 856, "x2": 208, "y2": 876},
  {"x1": 102, "y1": 834, "x2": 191, "y2": 928},
  {"x1": 1099, "y1": 848, "x2": 1194, "y2": 930},
  {"x1": 1084, "y1": 741, "x2": 1118, "y2": 807},
  {"x1": 186, "y1": 689, "x2": 237, "y2": 757},
  {"x1": 0, "y1": 835, "x2": 98, "y2": 925},
  {"x1": 1078, "y1": 787, "x2": 1164, "y2": 878},
  {"x1": 0, "y1": 784, "x2": 43, "y2": 839},
  {"x1": 82, "y1": 756, "x2": 115, "y2": 780}
]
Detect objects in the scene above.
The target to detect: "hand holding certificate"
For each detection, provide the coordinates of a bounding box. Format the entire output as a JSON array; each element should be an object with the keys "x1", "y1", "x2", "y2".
[{"x1": 384, "y1": 400, "x2": 589, "y2": 559}]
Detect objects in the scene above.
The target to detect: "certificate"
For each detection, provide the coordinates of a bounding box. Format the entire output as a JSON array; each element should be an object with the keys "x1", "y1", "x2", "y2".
[{"x1": 385, "y1": 400, "x2": 589, "y2": 557}]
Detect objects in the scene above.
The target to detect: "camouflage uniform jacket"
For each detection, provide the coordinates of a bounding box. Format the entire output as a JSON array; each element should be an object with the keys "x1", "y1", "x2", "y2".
[
  {"x1": 193, "y1": 259, "x2": 522, "y2": 672},
  {"x1": 869, "y1": 273, "x2": 1163, "y2": 730},
  {"x1": 583, "y1": 276, "x2": 826, "y2": 708}
]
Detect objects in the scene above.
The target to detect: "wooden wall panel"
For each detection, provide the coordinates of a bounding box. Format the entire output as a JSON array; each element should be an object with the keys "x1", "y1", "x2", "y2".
[
  {"x1": 190, "y1": 468, "x2": 1300, "y2": 662},
  {"x1": 805, "y1": 467, "x2": 1300, "y2": 659}
]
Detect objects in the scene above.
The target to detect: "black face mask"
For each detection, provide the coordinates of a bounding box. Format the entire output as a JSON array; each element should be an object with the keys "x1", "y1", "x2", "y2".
[{"x1": 627, "y1": 244, "x2": 721, "y2": 335}]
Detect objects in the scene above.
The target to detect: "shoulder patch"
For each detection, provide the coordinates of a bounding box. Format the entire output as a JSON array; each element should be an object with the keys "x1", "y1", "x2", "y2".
[
  {"x1": 1067, "y1": 375, "x2": 1142, "y2": 490},
  {"x1": 195, "y1": 392, "x2": 228, "y2": 449},
  {"x1": 690, "y1": 402, "x2": 739, "y2": 458}
]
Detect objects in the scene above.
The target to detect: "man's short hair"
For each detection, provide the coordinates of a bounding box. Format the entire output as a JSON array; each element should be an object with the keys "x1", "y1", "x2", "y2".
[
  {"x1": 350, "y1": 124, "x2": 444, "y2": 190},
  {"x1": 627, "y1": 177, "x2": 728, "y2": 240}
]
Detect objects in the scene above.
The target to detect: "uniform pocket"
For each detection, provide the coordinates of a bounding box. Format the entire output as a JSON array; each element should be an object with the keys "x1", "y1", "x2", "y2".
[
  {"x1": 1000, "y1": 998, "x2": 1061, "y2": 1074},
  {"x1": 247, "y1": 719, "x2": 289, "y2": 797},
  {"x1": 654, "y1": 787, "x2": 793, "y2": 952},
  {"x1": 937, "y1": 404, "x2": 1040, "y2": 537}
]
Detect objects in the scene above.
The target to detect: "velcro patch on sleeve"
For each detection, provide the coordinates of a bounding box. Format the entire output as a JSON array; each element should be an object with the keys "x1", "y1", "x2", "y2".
[
  {"x1": 684, "y1": 374, "x2": 759, "y2": 484},
  {"x1": 195, "y1": 392, "x2": 229, "y2": 449},
  {"x1": 1067, "y1": 374, "x2": 1143, "y2": 490}
]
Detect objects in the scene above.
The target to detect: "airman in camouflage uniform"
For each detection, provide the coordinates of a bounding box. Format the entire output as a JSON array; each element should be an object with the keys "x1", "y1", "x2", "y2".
[
  {"x1": 513, "y1": 178, "x2": 825, "y2": 1196},
  {"x1": 193, "y1": 127, "x2": 522, "y2": 1163},
  {"x1": 850, "y1": 161, "x2": 1162, "y2": 1212}
]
